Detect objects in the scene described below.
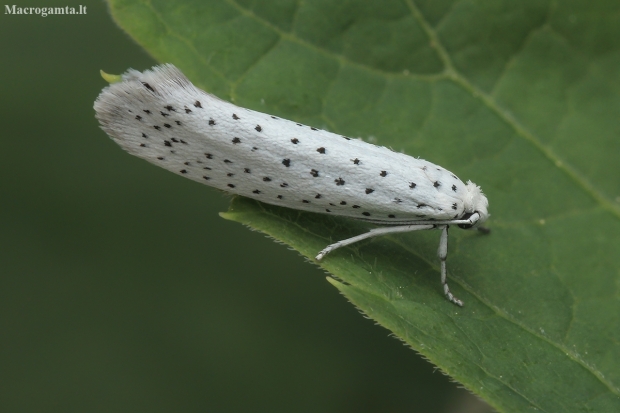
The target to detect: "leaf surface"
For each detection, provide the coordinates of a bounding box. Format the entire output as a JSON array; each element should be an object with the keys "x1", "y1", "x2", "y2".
[{"x1": 107, "y1": 0, "x2": 620, "y2": 411}]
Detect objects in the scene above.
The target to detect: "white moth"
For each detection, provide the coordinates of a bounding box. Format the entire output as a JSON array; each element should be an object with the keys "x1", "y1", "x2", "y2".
[{"x1": 94, "y1": 64, "x2": 490, "y2": 306}]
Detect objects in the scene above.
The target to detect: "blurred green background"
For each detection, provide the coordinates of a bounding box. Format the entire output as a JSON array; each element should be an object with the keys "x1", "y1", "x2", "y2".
[{"x1": 0, "y1": 2, "x2": 491, "y2": 411}]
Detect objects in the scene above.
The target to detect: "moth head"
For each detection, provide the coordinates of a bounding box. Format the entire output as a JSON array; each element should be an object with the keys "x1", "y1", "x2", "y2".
[{"x1": 460, "y1": 181, "x2": 489, "y2": 228}]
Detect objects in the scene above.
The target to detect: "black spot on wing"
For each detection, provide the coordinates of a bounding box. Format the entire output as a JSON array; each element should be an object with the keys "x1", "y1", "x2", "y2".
[{"x1": 142, "y1": 82, "x2": 155, "y2": 92}]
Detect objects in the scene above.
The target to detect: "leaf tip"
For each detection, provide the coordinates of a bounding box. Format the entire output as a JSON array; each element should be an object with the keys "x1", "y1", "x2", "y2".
[{"x1": 100, "y1": 69, "x2": 122, "y2": 84}]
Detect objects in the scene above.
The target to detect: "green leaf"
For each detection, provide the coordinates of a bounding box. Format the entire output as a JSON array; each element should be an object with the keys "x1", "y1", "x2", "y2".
[{"x1": 107, "y1": 0, "x2": 620, "y2": 411}]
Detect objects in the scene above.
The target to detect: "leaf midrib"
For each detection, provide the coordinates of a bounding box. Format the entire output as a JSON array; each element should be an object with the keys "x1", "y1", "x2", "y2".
[{"x1": 403, "y1": 0, "x2": 620, "y2": 220}]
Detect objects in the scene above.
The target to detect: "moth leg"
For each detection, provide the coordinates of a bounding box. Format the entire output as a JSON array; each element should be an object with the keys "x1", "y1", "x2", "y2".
[
  {"x1": 477, "y1": 226, "x2": 491, "y2": 234},
  {"x1": 438, "y1": 225, "x2": 463, "y2": 307},
  {"x1": 315, "y1": 224, "x2": 434, "y2": 261}
]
